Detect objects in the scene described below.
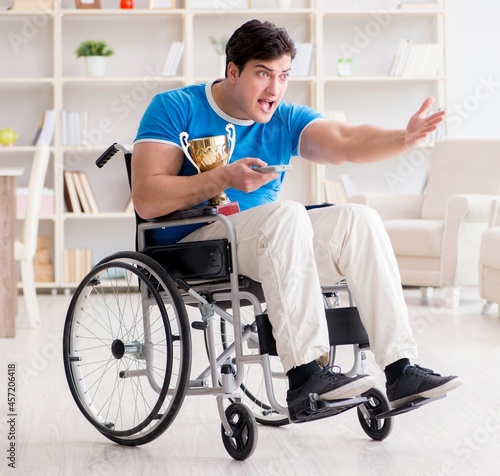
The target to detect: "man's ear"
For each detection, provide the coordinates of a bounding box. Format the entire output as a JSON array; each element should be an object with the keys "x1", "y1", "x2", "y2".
[{"x1": 226, "y1": 62, "x2": 239, "y2": 83}]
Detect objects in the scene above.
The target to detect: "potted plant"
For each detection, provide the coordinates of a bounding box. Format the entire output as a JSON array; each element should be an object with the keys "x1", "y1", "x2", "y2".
[
  {"x1": 75, "y1": 40, "x2": 114, "y2": 77},
  {"x1": 209, "y1": 35, "x2": 228, "y2": 77}
]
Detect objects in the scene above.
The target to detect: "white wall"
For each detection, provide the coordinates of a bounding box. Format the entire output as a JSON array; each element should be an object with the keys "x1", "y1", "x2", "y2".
[{"x1": 446, "y1": 0, "x2": 500, "y2": 140}]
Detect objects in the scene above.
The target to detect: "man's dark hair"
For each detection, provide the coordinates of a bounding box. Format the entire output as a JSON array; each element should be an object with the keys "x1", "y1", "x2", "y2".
[{"x1": 224, "y1": 19, "x2": 296, "y2": 77}]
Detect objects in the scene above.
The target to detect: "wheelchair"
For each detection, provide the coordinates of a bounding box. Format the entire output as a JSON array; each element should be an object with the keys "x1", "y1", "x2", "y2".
[{"x1": 62, "y1": 143, "x2": 431, "y2": 460}]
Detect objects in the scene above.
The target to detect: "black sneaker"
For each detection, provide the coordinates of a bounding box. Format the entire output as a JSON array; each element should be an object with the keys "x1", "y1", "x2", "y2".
[
  {"x1": 287, "y1": 365, "x2": 375, "y2": 421},
  {"x1": 386, "y1": 364, "x2": 462, "y2": 409}
]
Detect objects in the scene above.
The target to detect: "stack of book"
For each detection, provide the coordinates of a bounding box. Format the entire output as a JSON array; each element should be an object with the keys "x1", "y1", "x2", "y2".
[
  {"x1": 325, "y1": 175, "x2": 357, "y2": 204},
  {"x1": 162, "y1": 42, "x2": 185, "y2": 76},
  {"x1": 388, "y1": 39, "x2": 443, "y2": 77},
  {"x1": 290, "y1": 43, "x2": 314, "y2": 77},
  {"x1": 63, "y1": 170, "x2": 100, "y2": 214},
  {"x1": 16, "y1": 188, "x2": 55, "y2": 218},
  {"x1": 61, "y1": 110, "x2": 88, "y2": 146},
  {"x1": 64, "y1": 248, "x2": 92, "y2": 283}
]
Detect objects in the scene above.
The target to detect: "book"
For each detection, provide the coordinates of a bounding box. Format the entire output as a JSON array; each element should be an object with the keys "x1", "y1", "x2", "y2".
[
  {"x1": 34, "y1": 109, "x2": 56, "y2": 145},
  {"x1": 72, "y1": 172, "x2": 92, "y2": 213},
  {"x1": 64, "y1": 248, "x2": 92, "y2": 283},
  {"x1": 325, "y1": 179, "x2": 348, "y2": 204},
  {"x1": 61, "y1": 110, "x2": 88, "y2": 146},
  {"x1": 63, "y1": 170, "x2": 99, "y2": 214},
  {"x1": 398, "y1": 2, "x2": 440, "y2": 10},
  {"x1": 63, "y1": 171, "x2": 82, "y2": 214},
  {"x1": 324, "y1": 111, "x2": 348, "y2": 123},
  {"x1": 393, "y1": 39, "x2": 413, "y2": 76},
  {"x1": 78, "y1": 172, "x2": 100, "y2": 213},
  {"x1": 162, "y1": 42, "x2": 185, "y2": 76}
]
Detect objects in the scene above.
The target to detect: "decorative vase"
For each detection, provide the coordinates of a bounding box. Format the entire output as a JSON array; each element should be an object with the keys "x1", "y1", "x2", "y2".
[
  {"x1": 85, "y1": 56, "x2": 107, "y2": 77},
  {"x1": 277, "y1": 0, "x2": 292, "y2": 8},
  {"x1": 120, "y1": 0, "x2": 134, "y2": 8}
]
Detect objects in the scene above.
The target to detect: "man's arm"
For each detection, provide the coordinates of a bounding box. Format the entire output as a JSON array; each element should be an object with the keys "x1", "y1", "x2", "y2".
[
  {"x1": 131, "y1": 142, "x2": 277, "y2": 219},
  {"x1": 300, "y1": 97, "x2": 445, "y2": 165}
]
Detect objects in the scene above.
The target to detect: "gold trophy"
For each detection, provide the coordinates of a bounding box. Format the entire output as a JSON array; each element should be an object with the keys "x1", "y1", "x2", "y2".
[{"x1": 180, "y1": 123, "x2": 238, "y2": 212}]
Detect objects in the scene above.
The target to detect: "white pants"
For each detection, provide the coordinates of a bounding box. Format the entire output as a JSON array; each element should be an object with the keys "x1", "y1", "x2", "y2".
[{"x1": 181, "y1": 200, "x2": 418, "y2": 373}]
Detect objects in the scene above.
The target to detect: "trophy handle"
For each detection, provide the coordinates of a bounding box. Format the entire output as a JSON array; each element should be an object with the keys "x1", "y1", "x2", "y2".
[
  {"x1": 226, "y1": 123, "x2": 236, "y2": 160},
  {"x1": 179, "y1": 131, "x2": 200, "y2": 172}
]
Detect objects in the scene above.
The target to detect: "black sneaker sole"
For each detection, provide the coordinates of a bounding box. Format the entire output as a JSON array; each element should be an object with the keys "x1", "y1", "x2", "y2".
[
  {"x1": 389, "y1": 376, "x2": 462, "y2": 409},
  {"x1": 319, "y1": 375, "x2": 375, "y2": 400}
]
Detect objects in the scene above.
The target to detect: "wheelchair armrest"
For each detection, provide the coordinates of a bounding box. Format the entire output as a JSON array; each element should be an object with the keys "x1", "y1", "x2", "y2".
[{"x1": 146, "y1": 206, "x2": 219, "y2": 223}]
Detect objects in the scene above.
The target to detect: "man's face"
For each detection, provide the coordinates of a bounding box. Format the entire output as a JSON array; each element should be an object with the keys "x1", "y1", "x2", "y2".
[{"x1": 228, "y1": 55, "x2": 291, "y2": 123}]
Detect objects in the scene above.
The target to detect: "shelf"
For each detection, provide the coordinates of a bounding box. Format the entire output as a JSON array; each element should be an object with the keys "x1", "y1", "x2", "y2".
[
  {"x1": 324, "y1": 76, "x2": 446, "y2": 82},
  {"x1": 61, "y1": 76, "x2": 185, "y2": 84},
  {"x1": 60, "y1": 9, "x2": 184, "y2": 16},
  {"x1": 1, "y1": 0, "x2": 447, "y2": 289},
  {"x1": 63, "y1": 213, "x2": 135, "y2": 220}
]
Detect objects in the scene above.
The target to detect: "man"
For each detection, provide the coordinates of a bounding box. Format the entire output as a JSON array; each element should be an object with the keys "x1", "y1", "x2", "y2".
[{"x1": 132, "y1": 19, "x2": 461, "y2": 421}]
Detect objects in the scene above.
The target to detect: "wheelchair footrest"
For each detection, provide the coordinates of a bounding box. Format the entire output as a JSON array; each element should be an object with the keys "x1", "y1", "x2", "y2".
[
  {"x1": 375, "y1": 395, "x2": 446, "y2": 420},
  {"x1": 290, "y1": 394, "x2": 367, "y2": 424}
]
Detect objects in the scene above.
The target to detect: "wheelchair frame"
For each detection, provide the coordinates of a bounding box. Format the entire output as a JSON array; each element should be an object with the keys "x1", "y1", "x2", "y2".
[{"x1": 62, "y1": 143, "x2": 412, "y2": 460}]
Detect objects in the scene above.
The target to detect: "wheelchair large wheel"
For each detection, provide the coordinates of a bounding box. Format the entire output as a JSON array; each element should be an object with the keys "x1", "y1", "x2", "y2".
[
  {"x1": 63, "y1": 251, "x2": 191, "y2": 446},
  {"x1": 357, "y1": 387, "x2": 394, "y2": 441},
  {"x1": 207, "y1": 305, "x2": 290, "y2": 427}
]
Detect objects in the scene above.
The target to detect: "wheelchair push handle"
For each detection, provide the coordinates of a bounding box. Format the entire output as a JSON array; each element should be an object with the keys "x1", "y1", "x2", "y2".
[{"x1": 96, "y1": 143, "x2": 131, "y2": 168}]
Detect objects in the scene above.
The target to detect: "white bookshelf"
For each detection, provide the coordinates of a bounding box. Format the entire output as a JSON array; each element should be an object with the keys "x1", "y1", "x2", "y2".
[{"x1": 0, "y1": 0, "x2": 446, "y2": 289}]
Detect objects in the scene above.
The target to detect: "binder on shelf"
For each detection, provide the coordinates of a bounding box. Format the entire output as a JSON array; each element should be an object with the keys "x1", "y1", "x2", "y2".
[{"x1": 162, "y1": 42, "x2": 185, "y2": 77}]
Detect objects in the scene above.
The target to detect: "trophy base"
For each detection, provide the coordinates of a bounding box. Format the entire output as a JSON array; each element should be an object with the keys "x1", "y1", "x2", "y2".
[{"x1": 214, "y1": 202, "x2": 240, "y2": 216}]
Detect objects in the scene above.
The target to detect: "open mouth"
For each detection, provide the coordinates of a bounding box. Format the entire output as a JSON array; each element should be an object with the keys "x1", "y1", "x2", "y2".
[{"x1": 258, "y1": 99, "x2": 274, "y2": 113}]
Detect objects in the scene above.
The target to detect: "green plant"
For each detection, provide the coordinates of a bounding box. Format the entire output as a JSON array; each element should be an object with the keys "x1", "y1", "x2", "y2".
[
  {"x1": 75, "y1": 40, "x2": 114, "y2": 58},
  {"x1": 209, "y1": 36, "x2": 228, "y2": 56}
]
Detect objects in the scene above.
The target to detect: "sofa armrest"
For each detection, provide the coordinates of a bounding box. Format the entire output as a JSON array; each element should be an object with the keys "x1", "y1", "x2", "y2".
[
  {"x1": 488, "y1": 198, "x2": 500, "y2": 227},
  {"x1": 441, "y1": 194, "x2": 499, "y2": 287},
  {"x1": 348, "y1": 193, "x2": 423, "y2": 220}
]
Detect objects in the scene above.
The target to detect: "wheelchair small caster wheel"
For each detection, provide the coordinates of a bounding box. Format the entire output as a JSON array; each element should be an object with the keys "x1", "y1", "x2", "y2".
[
  {"x1": 221, "y1": 403, "x2": 258, "y2": 460},
  {"x1": 357, "y1": 387, "x2": 394, "y2": 441}
]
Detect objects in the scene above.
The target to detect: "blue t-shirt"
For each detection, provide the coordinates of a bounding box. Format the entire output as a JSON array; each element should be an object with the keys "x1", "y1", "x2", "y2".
[{"x1": 134, "y1": 80, "x2": 323, "y2": 244}]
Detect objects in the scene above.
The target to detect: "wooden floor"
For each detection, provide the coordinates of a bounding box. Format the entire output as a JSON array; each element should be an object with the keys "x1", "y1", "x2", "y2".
[{"x1": 2, "y1": 287, "x2": 500, "y2": 476}]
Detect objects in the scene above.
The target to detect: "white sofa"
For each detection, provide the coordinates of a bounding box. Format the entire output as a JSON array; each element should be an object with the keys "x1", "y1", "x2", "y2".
[
  {"x1": 349, "y1": 140, "x2": 500, "y2": 307},
  {"x1": 479, "y1": 199, "x2": 500, "y2": 314}
]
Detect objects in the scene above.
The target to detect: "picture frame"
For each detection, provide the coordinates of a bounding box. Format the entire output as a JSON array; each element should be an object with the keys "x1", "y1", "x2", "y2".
[
  {"x1": 149, "y1": 0, "x2": 175, "y2": 8},
  {"x1": 192, "y1": 0, "x2": 250, "y2": 9},
  {"x1": 76, "y1": 0, "x2": 101, "y2": 9}
]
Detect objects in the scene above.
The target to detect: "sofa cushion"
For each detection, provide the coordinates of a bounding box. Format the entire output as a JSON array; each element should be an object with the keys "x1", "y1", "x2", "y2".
[
  {"x1": 421, "y1": 140, "x2": 500, "y2": 220},
  {"x1": 384, "y1": 219, "x2": 444, "y2": 257}
]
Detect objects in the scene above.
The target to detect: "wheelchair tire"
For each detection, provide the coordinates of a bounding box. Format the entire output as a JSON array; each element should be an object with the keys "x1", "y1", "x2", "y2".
[
  {"x1": 206, "y1": 311, "x2": 290, "y2": 427},
  {"x1": 357, "y1": 387, "x2": 394, "y2": 441},
  {"x1": 63, "y1": 251, "x2": 191, "y2": 446},
  {"x1": 221, "y1": 403, "x2": 258, "y2": 461}
]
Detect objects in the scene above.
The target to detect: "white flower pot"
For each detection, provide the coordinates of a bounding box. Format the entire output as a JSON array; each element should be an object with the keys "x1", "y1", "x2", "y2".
[
  {"x1": 85, "y1": 56, "x2": 107, "y2": 77},
  {"x1": 277, "y1": 0, "x2": 292, "y2": 8}
]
